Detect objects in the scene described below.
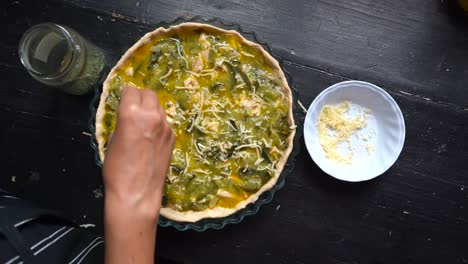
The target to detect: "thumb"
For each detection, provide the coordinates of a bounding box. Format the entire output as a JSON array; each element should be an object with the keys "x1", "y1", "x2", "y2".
[{"x1": 105, "y1": 132, "x2": 115, "y2": 153}]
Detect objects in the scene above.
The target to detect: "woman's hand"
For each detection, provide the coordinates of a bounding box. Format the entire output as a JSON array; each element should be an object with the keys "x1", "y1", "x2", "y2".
[
  {"x1": 103, "y1": 85, "x2": 175, "y2": 264},
  {"x1": 103, "y1": 85, "x2": 175, "y2": 218}
]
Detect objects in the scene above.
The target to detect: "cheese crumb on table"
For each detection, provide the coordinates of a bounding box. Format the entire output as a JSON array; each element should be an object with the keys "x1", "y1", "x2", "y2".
[{"x1": 316, "y1": 101, "x2": 369, "y2": 164}]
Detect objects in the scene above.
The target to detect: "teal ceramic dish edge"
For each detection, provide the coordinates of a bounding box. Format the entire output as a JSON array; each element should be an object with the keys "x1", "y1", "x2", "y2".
[{"x1": 88, "y1": 16, "x2": 303, "y2": 232}]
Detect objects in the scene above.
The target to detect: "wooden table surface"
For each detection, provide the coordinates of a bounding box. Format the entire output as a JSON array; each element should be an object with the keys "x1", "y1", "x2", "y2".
[{"x1": 1, "y1": 0, "x2": 467, "y2": 263}]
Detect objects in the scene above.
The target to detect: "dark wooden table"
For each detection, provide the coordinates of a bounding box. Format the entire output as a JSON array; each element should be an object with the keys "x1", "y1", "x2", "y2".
[{"x1": 1, "y1": 0, "x2": 467, "y2": 263}]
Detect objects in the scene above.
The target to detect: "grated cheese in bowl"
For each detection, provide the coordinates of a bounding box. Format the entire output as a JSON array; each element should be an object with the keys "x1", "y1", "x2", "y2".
[
  {"x1": 317, "y1": 101, "x2": 374, "y2": 164},
  {"x1": 304, "y1": 80, "x2": 406, "y2": 181}
]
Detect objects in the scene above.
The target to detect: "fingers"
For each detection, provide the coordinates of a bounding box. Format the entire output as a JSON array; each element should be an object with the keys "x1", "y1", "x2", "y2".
[
  {"x1": 122, "y1": 86, "x2": 161, "y2": 112},
  {"x1": 118, "y1": 85, "x2": 173, "y2": 140},
  {"x1": 141, "y1": 89, "x2": 159, "y2": 111},
  {"x1": 156, "y1": 101, "x2": 167, "y2": 119},
  {"x1": 107, "y1": 132, "x2": 115, "y2": 145},
  {"x1": 120, "y1": 85, "x2": 141, "y2": 112}
]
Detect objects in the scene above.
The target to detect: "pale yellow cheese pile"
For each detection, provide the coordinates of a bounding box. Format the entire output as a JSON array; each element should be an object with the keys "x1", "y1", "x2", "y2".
[{"x1": 317, "y1": 101, "x2": 368, "y2": 164}]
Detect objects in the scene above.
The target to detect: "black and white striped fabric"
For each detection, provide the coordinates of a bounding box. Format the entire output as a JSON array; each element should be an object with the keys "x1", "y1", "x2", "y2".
[{"x1": 0, "y1": 192, "x2": 103, "y2": 264}]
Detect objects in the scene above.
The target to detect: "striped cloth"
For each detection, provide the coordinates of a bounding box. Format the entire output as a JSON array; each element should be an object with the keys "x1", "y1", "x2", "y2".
[{"x1": 0, "y1": 192, "x2": 103, "y2": 264}]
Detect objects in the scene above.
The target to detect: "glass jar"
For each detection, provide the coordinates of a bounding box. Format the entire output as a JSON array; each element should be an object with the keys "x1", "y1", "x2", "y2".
[
  {"x1": 18, "y1": 23, "x2": 105, "y2": 95},
  {"x1": 458, "y1": 0, "x2": 468, "y2": 12}
]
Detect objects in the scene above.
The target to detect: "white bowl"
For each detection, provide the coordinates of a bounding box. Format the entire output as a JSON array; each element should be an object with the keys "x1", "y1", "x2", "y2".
[{"x1": 304, "y1": 80, "x2": 405, "y2": 182}]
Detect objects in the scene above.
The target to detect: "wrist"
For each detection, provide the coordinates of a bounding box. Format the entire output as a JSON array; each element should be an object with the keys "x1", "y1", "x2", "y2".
[
  {"x1": 104, "y1": 192, "x2": 159, "y2": 264},
  {"x1": 104, "y1": 191, "x2": 162, "y2": 225}
]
